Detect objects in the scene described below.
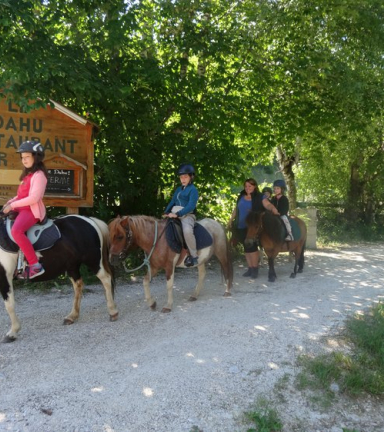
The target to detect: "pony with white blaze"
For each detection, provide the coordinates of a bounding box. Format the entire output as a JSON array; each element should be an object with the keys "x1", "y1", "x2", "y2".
[
  {"x1": 0, "y1": 215, "x2": 118, "y2": 342},
  {"x1": 109, "y1": 215, "x2": 233, "y2": 313}
]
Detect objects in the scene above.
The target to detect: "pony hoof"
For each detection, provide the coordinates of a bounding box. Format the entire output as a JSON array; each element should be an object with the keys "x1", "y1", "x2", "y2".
[
  {"x1": 109, "y1": 312, "x2": 119, "y2": 322},
  {"x1": 161, "y1": 308, "x2": 171, "y2": 313},
  {"x1": 223, "y1": 292, "x2": 232, "y2": 297},
  {"x1": 268, "y1": 277, "x2": 276, "y2": 282},
  {"x1": 189, "y1": 296, "x2": 197, "y2": 302},
  {"x1": 150, "y1": 301, "x2": 157, "y2": 311},
  {"x1": 63, "y1": 318, "x2": 74, "y2": 325},
  {"x1": 2, "y1": 335, "x2": 16, "y2": 343},
  {"x1": 290, "y1": 273, "x2": 297, "y2": 278},
  {"x1": 298, "y1": 269, "x2": 303, "y2": 273}
]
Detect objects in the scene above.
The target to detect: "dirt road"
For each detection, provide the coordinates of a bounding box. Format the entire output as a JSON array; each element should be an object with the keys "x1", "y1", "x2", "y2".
[{"x1": 0, "y1": 245, "x2": 383, "y2": 432}]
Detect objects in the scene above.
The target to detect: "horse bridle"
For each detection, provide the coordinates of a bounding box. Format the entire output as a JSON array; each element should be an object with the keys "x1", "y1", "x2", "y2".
[
  {"x1": 119, "y1": 221, "x2": 133, "y2": 261},
  {"x1": 118, "y1": 218, "x2": 167, "y2": 279}
]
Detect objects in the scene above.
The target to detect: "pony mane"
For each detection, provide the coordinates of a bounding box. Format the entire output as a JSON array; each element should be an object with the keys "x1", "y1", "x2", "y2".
[
  {"x1": 262, "y1": 212, "x2": 284, "y2": 243},
  {"x1": 128, "y1": 215, "x2": 162, "y2": 232},
  {"x1": 246, "y1": 210, "x2": 263, "y2": 227}
]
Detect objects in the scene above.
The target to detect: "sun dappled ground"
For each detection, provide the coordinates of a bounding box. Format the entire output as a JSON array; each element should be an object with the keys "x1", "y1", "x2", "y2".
[{"x1": 0, "y1": 245, "x2": 383, "y2": 431}]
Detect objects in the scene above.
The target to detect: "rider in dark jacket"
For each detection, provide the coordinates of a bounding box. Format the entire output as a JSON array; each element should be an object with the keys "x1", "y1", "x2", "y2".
[
  {"x1": 271, "y1": 179, "x2": 293, "y2": 241},
  {"x1": 164, "y1": 164, "x2": 199, "y2": 267}
]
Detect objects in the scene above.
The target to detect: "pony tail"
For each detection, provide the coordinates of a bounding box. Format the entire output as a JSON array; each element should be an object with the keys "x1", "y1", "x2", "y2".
[{"x1": 90, "y1": 217, "x2": 116, "y2": 296}]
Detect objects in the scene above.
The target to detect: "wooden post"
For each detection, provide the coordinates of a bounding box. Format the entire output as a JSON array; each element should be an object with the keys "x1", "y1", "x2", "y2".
[{"x1": 66, "y1": 207, "x2": 79, "y2": 215}]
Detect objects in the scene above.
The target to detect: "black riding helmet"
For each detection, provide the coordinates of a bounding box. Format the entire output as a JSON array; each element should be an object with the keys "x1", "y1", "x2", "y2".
[
  {"x1": 262, "y1": 186, "x2": 273, "y2": 195},
  {"x1": 178, "y1": 163, "x2": 195, "y2": 176},
  {"x1": 273, "y1": 179, "x2": 286, "y2": 189},
  {"x1": 17, "y1": 140, "x2": 45, "y2": 160}
]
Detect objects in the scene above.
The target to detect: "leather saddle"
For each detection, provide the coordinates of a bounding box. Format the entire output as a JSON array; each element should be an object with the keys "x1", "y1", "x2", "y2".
[
  {"x1": 165, "y1": 218, "x2": 213, "y2": 254},
  {"x1": 0, "y1": 215, "x2": 61, "y2": 253}
]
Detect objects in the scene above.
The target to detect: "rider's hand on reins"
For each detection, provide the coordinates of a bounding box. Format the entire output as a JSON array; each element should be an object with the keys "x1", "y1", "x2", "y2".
[{"x1": 2, "y1": 204, "x2": 11, "y2": 214}]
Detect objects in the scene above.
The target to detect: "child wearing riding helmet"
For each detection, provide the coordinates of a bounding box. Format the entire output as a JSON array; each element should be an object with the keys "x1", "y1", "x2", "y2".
[
  {"x1": 261, "y1": 186, "x2": 273, "y2": 201},
  {"x1": 271, "y1": 179, "x2": 294, "y2": 241},
  {"x1": 2, "y1": 141, "x2": 48, "y2": 279},
  {"x1": 164, "y1": 163, "x2": 199, "y2": 267}
]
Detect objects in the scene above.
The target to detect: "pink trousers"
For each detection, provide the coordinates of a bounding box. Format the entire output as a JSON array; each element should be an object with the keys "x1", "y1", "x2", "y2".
[{"x1": 11, "y1": 209, "x2": 39, "y2": 265}]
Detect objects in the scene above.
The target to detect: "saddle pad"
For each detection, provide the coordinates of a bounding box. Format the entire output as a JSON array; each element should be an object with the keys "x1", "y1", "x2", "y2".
[
  {"x1": 0, "y1": 219, "x2": 61, "y2": 253},
  {"x1": 166, "y1": 220, "x2": 213, "y2": 253},
  {"x1": 289, "y1": 217, "x2": 301, "y2": 241},
  {"x1": 33, "y1": 223, "x2": 61, "y2": 251}
]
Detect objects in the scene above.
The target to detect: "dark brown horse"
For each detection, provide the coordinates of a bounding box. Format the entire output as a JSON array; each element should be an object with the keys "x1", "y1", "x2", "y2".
[
  {"x1": 109, "y1": 215, "x2": 233, "y2": 313},
  {"x1": 245, "y1": 211, "x2": 307, "y2": 282}
]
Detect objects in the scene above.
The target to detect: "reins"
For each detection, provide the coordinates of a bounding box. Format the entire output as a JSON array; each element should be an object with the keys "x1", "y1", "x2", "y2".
[{"x1": 121, "y1": 219, "x2": 167, "y2": 281}]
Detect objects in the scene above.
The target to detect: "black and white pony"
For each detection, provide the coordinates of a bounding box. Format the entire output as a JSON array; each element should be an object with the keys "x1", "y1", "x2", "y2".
[{"x1": 0, "y1": 214, "x2": 118, "y2": 342}]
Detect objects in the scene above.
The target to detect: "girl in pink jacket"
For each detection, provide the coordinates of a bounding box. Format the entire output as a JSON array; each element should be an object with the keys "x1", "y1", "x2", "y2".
[{"x1": 3, "y1": 141, "x2": 48, "y2": 279}]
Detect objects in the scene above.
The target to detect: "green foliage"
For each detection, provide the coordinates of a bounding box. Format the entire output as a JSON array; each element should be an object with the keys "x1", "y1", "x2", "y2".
[
  {"x1": 297, "y1": 303, "x2": 384, "y2": 397},
  {"x1": 245, "y1": 398, "x2": 283, "y2": 432},
  {"x1": 316, "y1": 206, "x2": 384, "y2": 244},
  {"x1": 346, "y1": 303, "x2": 384, "y2": 371},
  {"x1": 1, "y1": 0, "x2": 384, "y2": 220}
]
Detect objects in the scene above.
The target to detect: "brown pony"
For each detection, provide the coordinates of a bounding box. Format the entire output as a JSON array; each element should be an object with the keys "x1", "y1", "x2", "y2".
[
  {"x1": 245, "y1": 211, "x2": 307, "y2": 282},
  {"x1": 109, "y1": 215, "x2": 233, "y2": 312}
]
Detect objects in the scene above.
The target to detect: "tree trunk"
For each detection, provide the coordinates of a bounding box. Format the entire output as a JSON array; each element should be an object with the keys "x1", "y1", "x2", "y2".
[{"x1": 344, "y1": 159, "x2": 364, "y2": 222}]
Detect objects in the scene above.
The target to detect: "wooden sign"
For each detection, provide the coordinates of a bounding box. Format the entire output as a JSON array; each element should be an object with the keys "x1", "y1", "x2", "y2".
[
  {"x1": 47, "y1": 169, "x2": 75, "y2": 195},
  {"x1": 0, "y1": 99, "x2": 97, "y2": 209}
]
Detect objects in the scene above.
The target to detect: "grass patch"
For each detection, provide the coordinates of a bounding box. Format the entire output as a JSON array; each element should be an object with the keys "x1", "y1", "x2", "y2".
[
  {"x1": 297, "y1": 302, "x2": 384, "y2": 397},
  {"x1": 244, "y1": 398, "x2": 283, "y2": 432}
]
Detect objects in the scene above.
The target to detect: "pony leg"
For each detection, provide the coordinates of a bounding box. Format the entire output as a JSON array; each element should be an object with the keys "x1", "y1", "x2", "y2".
[
  {"x1": 189, "y1": 263, "x2": 206, "y2": 301},
  {"x1": 143, "y1": 273, "x2": 157, "y2": 311},
  {"x1": 64, "y1": 278, "x2": 84, "y2": 324},
  {"x1": 0, "y1": 255, "x2": 20, "y2": 342},
  {"x1": 290, "y1": 251, "x2": 301, "y2": 278},
  {"x1": 268, "y1": 257, "x2": 277, "y2": 282},
  {"x1": 290, "y1": 257, "x2": 298, "y2": 278},
  {"x1": 298, "y1": 244, "x2": 305, "y2": 273},
  {"x1": 97, "y1": 268, "x2": 118, "y2": 321},
  {"x1": 161, "y1": 271, "x2": 175, "y2": 313},
  {"x1": 3, "y1": 289, "x2": 21, "y2": 343}
]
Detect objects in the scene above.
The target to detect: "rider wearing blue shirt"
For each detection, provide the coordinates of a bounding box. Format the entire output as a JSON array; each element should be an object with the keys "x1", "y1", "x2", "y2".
[
  {"x1": 164, "y1": 183, "x2": 198, "y2": 217},
  {"x1": 164, "y1": 164, "x2": 199, "y2": 267}
]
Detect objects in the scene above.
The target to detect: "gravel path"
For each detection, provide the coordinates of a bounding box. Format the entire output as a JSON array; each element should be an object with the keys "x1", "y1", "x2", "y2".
[{"x1": 0, "y1": 244, "x2": 383, "y2": 432}]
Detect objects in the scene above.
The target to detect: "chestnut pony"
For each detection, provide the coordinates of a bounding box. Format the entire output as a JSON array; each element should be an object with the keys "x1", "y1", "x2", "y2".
[
  {"x1": 109, "y1": 215, "x2": 233, "y2": 313},
  {"x1": 245, "y1": 211, "x2": 307, "y2": 282}
]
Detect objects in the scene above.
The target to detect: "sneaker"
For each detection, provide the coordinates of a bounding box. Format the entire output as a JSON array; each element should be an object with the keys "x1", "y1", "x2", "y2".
[
  {"x1": 285, "y1": 234, "x2": 293, "y2": 241},
  {"x1": 242, "y1": 268, "x2": 252, "y2": 277},
  {"x1": 18, "y1": 264, "x2": 45, "y2": 280},
  {"x1": 29, "y1": 264, "x2": 45, "y2": 279}
]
